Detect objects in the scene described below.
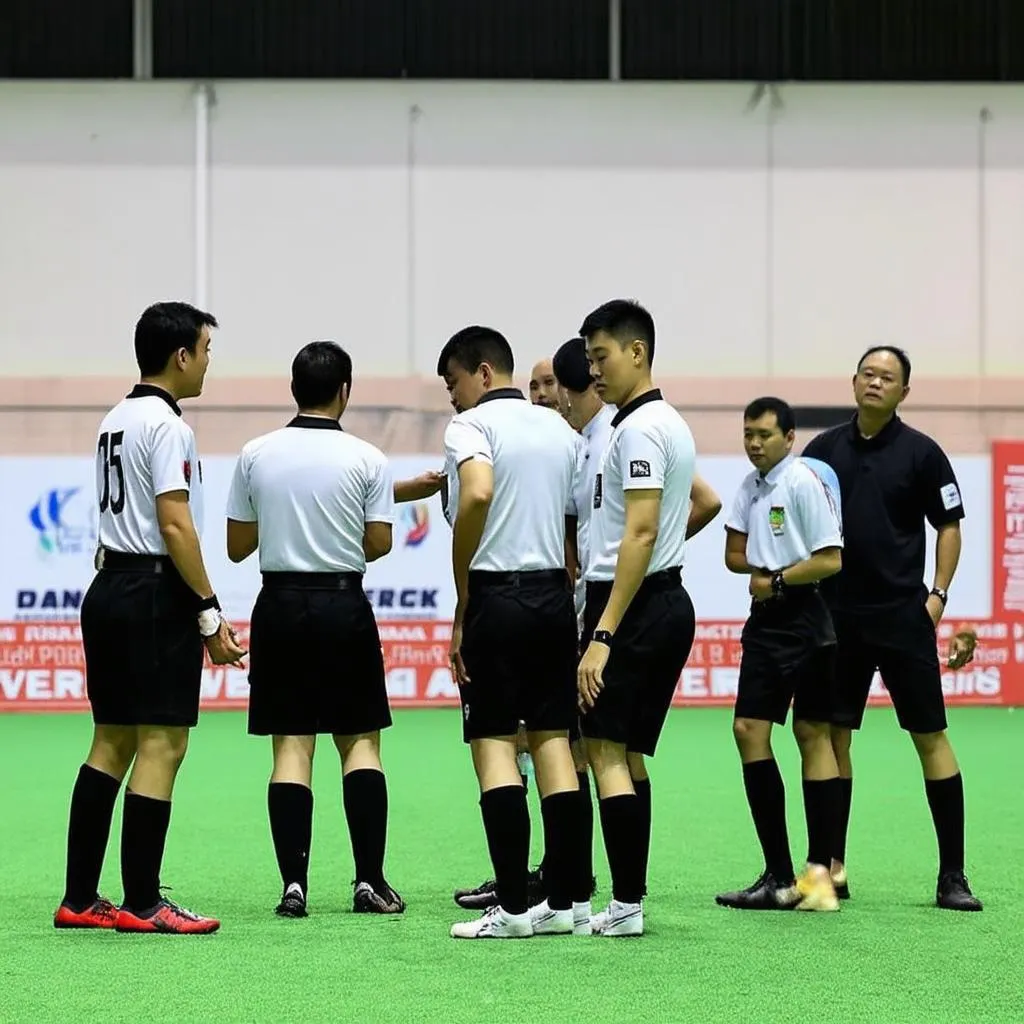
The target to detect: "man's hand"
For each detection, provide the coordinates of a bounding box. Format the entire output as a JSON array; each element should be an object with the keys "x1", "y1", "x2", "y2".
[
  {"x1": 412, "y1": 470, "x2": 444, "y2": 497},
  {"x1": 449, "y1": 613, "x2": 470, "y2": 686},
  {"x1": 925, "y1": 593, "x2": 945, "y2": 627},
  {"x1": 204, "y1": 619, "x2": 247, "y2": 668},
  {"x1": 578, "y1": 641, "x2": 610, "y2": 710},
  {"x1": 749, "y1": 569, "x2": 773, "y2": 602},
  {"x1": 947, "y1": 629, "x2": 977, "y2": 670}
]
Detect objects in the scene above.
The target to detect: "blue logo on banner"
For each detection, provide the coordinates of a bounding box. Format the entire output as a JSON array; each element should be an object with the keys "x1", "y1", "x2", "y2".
[{"x1": 28, "y1": 487, "x2": 96, "y2": 557}]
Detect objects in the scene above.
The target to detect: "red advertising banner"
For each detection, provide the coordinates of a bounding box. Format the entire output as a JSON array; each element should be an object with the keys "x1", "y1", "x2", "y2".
[
  {"x1": 992, "y1": 440, "x2": 1024, "y2": 621},
  {"x1": 2, "y1": 617, "x2": 1022, "y2": 712}
]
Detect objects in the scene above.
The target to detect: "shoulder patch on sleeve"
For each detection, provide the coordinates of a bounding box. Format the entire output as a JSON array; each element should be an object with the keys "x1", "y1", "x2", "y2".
[
  {"x1": 629, "y1": 459, "x2": 651, "y2": 479},
  {"x1": 940, "y1": 483, "x2": 962, "y2": 511}
]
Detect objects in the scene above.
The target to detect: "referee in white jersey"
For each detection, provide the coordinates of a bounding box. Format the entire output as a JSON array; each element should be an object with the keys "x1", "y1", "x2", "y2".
[
  {"x1": 716, "y1": 397, "x2": 844, "y2": 913},
  {"x1": 55, "y1": 302, "x2": 243, "y2": 936},
  {"x1": 575, "y1": 300, "x2": 697, "y2": 938},
  {"x1": 226, "y1": 342, "x2": 404, "y2": 919},
  {"x1": 439, "y1": 326, "x2": 588, "y2": 940}
]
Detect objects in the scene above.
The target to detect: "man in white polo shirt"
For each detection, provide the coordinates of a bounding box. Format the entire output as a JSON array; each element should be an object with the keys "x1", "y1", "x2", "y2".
[
  {"x1": 575, "y1": 299, "x2": 698, "y2": 939},
  {"x1": 439, "y1": 326, "x2": 588, "y2": 940},
  {"x1": 226, "y1": 341, "x2": 404, "y2": 920},
  {"x1": 54, "y1": 301, "x2": 244, "y2": 937},
  {"x1": 528, "y1": 357, "x2": 560, "y2": 410},
  {"x1": 715, "y1": 397, "x2": 844, "y2": 913}
]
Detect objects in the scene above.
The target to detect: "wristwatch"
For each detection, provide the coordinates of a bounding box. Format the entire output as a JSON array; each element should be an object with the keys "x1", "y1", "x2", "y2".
[
  {"x1": 592, "y1": 629, "x2": 614, "y2": 648},
  {"x1": 197, "y1": 594, "x2": 222, "y2": 637},
  {"x1": 929, "y1": 587, "x2": 948, "y2": 607},
  {"x1": 770, "y1": 571, "x2": 786, "y2": 597}
]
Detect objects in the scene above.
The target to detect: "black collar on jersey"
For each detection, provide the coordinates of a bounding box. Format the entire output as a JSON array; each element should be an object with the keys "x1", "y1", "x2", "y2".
[
  {"x1": 126, "y1": 383, "x2": 182, "y2": 417},
  {"x1": 474, "y1": 387, "x2": 526, "y2": 406},
  {"x1": 287, "y1": 414, "x2": 343, "y2": 431},
  {"x1": 847, "y1": 411, "x2": 903, "y2": 449},
  {"x1": 611, "y1": 388, "x2": 663, "y2": 427}
]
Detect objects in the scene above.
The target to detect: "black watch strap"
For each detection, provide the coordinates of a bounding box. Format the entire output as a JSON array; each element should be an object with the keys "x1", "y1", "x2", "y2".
[
  {"x1": 930, "y1": 587, "x2": 948, "y2": 606},
  {"x1": 771, "y1": 571, "x2": 786, "y2": 596},
  {"x1": 592, "y1": 629, "x2": 614, "y2": 647}
]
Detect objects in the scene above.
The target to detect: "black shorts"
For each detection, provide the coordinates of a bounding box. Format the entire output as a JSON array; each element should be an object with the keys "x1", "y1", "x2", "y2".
[
  {"x1": 458, "y1": 569, "x2": 577, "y2": 742},
  {"x1": 831, "y1": 592, "x2": 946, "y2": 734},
  {"x1": 735, "y1": 588, "x2": 837, "y2": 726},
  {"x1": 247, "y1": 572, "x2": 392, "y2": 737},
  {"x1": 579, "y1": 568, "x2": 696, "y2": 757},
  {"x1": 81, "y1": 553, "x2": 205, "y2": 729}
]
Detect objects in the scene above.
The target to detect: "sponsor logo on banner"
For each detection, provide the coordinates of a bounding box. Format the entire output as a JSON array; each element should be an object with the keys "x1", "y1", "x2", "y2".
[
  {"x1": 401, "y1": 503, "x2": 430, "y2": 547},
  {"x1": 992, "y1": 440, "x2": 1024, "y2": 618},
  {"x1": 3, "y1": 618, "x2": 1022, "y2": 712},
  {"x1": 28, "y1": 486, "x2": 97, "y2": 559}
]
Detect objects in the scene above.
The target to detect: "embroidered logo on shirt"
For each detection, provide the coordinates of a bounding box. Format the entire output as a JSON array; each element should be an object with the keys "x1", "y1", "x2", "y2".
[
  {"x1": 629, "y1": 460, "x2": 651, "y2": 479},
  {"x1": 940, "y1": 483, "x2": 962, "y2": 511},
  {"x1": 183, "y1": 460, "x2": 192, "y2": 485},
  {"x1": 768, "y1": 505, "x2": 786, "y2": 536}
]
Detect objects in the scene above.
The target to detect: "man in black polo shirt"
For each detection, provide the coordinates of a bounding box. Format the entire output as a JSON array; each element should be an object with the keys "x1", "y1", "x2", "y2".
[{"x1": 802, "y1": 346, "x2": 981, "y2": 911}]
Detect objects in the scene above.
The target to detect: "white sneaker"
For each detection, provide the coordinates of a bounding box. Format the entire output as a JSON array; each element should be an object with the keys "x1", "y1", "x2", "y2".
[
  {"x1": 591, "y1": 900, "x2": 643, "y2": 937},
  {"x1": 572, "y1": 901, "x2": 592, "y2": 936},
  {"x1": 450, "y1": 904, "x2": 533, "y2": 939},
  {"x1": 529, "y1": 899, "x2": 573, "y2": 935}
]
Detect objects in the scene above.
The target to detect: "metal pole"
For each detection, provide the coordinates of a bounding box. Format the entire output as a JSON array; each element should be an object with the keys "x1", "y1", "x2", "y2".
[
  {"x1": 406, "y1": 105, "x2": 422, "y2": 374},
  {"x1": 608, "y1": 0, "x2": 621, "y2": 81},
  {"x1": 132, "y1": 0, "x2": 153, "y2": 79},
  {"x1": 194, "y1": 84, "x2": 211, "y2": 310}
]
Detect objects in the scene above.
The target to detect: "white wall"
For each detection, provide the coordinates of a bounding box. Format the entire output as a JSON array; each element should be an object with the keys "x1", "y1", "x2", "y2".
[{"x1": 2, "y1": 82, "x2": 1023, "y2": 378}]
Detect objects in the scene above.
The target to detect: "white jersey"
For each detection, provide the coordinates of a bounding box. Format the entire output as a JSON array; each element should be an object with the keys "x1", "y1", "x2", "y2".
[
  {"x1": 94, "y1": 385, "x2": 203, "y2": 556},
  {"x1": 226, "y1": 415, "x2": 395, "y2": 574},
  {"x1": 442, "y1": 388, "x2": 579, "y2": 572},
  {"x1": 570, "y1": 403, "x2": 616, "y2": 576},
  {"x1": 585, "y1": 390, "x2": 696, "y2": 583},
  {"x1": 726, "y1": 453, "x2": 843, "y2": 571}
]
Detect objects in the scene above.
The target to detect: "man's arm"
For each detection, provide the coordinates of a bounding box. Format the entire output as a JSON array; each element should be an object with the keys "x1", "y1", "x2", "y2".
[
  {"x1": 452, "y1": 460, "x2": 493, "y2": 614},
  {"x1": 364, "y1": 456, "x2": 396, "y2": 562},
  {"x1": 157, "y1": 492, "x2": 216, "y2": 600},
  {"x1": 776, "y1": 547, "x2": 842, "y2": 586},
  {"x1": 724, "y1": 528, "x2": 754, "y2": 574},
  {"x1": 687, "y1": 473, "x2": 722, "y2": 539},
  {"x1": 932, "y1": 522, "x2": 962, "y2": 594},
  {"x1": 779, "y1": 469, "x2": 844, "y2": 584},
  {"x1": 394, "y1": 471, "x2": 444, "y2": 503},
  {"x1": 227, "y1": 520, "x2": 259, "y2": 563},
  {"x1": 594, "y1": 489, "x2": 660, "y2": 635}
]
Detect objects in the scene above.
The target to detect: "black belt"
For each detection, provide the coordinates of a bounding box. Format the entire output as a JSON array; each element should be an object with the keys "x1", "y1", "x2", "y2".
[
  {"x1": 100, "y1": 550, "x2": 172, "y2": 573},
  {"x1": 749, "y1": 583, "x2": 821, "y2": 614},
  {"x1": 587, "y1": 566, "x2": 682, "y2": 594},
  {"x1": 469, "y1": 568, "x2": 568, "y2": 589},
  {"x1": 261, "y1": 571, "x2": 362, "y2": 591}
]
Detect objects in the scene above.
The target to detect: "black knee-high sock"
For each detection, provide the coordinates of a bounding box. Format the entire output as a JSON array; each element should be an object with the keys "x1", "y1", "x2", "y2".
[
  {"x1": 120, "y1": 791, "x2": 172, "y2": 913},
  {"x1": 62, "y1": 764, "x2": 121, "y2": 909},
  {"x1": 342, "y1": 768, "x2": 389, "y2": 892},
  {"x1": 540, "y1": 791, "x2": 582, "y2": 911},
  {"x1": 834, "y1": 777, "x2": 853, "y2": 864},
  {"x1": 925, "y1": 773, "x2": 966, "y2": 875},
  {"x1": 741, "y1": 759, "x2": 794, "y2": 884},
  {"x1": 268, "y1": 782, "x2": 313, "y2": 893},
  {"x1": 575, "y1": 771, "x2": 595, "y2": 902},
  {"x1": 479, "y1": 785, "x2": 530, "y2": 915},
  {"x1": 598, "y1": 794, "x2": 645, "y2": 905},
  {"x1": 633, "y1": 776, "x2": 652, "y2": 897},
  {"x1": 802, "y1": 778, "x2": 840, "y2": 869}
]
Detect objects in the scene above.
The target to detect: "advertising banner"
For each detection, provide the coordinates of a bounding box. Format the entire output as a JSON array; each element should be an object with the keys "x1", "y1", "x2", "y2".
[{"x1": 1, "y1": 451, "x2": 1022, "y2": 711}]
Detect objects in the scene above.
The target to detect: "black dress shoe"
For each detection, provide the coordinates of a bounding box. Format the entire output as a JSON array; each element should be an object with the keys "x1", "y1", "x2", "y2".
[
  {"x1": 715, "y1": 871, "x2": 800, "y2": 910},
  {"x1": 936, "y1": 870, "x2": 983, "y2": 911}
]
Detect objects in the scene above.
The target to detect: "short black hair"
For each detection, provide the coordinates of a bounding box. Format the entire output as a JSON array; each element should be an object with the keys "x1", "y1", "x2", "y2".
[
  {"x1": 134, "y1": 301, "x2": 218, "y2": 376},
  {"x1": 743, "y1": 396, "x2": 796, "y2": 434},
  {"x1": 578, "y1": 299, "x2": 656, "y2": 366},
  {"x1": 552, "y1": 337, "x2": 592, "y2": 394},
  {"x1": 857, "y1": 345, "x2": 912, "y2": 385},
  {"x1": 290, "y1": 341, "x2": 353, "y2": 409},
  {"x1": 436, "y1": 326, "x2": 514, "y2": 377}
]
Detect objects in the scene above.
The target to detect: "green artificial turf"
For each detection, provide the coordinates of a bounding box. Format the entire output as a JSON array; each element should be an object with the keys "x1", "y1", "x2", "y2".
[{"x1": 0, "y1": 708, "x2": 1020, "y2": 1024}]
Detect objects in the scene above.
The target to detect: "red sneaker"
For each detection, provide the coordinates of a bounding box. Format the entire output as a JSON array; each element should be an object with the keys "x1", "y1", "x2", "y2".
[
  {"x1": 53, "y1": 897, "x2": 119, "y2": 930},
  {"x1": 115, "y1": 898, "x2": 220, "y2": 935}
]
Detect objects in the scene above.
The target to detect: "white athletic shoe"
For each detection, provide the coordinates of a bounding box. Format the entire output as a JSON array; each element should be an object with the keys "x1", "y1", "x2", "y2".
[
  {"x1": 572, "y1": 901, "x2": 593, "y2": 935},
  {"x1": 450, "y1": 904, "x2": 533, "y2": 939},
  {"x1": 529, "y1": 899, "x2": 573, "y2": 935},
  {"x1": 590, "y1": 900, "x2": 643, "y2": 937}
]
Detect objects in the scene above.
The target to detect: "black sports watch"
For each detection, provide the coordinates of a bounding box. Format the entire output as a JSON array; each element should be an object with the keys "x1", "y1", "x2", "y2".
[
  {"x1": 930, "y1": 587, "x2": 948, "y2": 606},
  {"x1": 771, "y1": 571, "x2": 786, "y2": 597},
  {"x1": 592, "y1": 629, "x2": 614, "y2": 648}
]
